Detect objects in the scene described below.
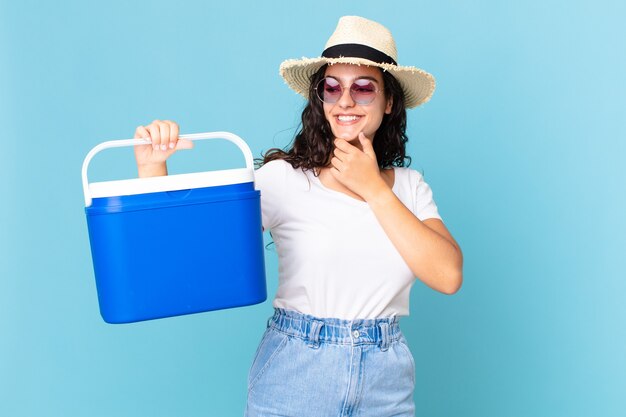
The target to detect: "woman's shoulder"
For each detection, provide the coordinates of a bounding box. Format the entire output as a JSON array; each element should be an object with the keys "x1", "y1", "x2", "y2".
[
  {"x1": 256, "y1": 158, "x2": 315, "y2": 176},
  {"x1": 255, "y1": 158, "x2": 311, "y2": 188},
  {"x1": 255, "y1": 158, "x2": 290, "y2": 176},
  {"x1": 258, "y1": 158, "x2": 306, "y2": 171},
  {"x1": 392, "y1": 166, "x2": 427, "y2": 184}
]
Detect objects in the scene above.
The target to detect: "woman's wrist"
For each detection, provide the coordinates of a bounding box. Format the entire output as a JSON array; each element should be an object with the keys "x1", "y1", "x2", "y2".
[
  {"x1": 137, "y1": 162, "x2": 168, "y2": 178},
  {"x1": 363, "y1": 181, "x2": 394, "y2": 206}
]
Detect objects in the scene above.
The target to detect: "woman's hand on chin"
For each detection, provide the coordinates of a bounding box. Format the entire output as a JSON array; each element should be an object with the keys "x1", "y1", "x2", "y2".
[{"x1": 329, "y1": 132, "x2": 388, "y2": 201}]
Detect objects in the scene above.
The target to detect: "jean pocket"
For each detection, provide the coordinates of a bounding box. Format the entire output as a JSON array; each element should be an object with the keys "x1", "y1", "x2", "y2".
[
  {"x1": 397, "y1": 337, "x2": 416, "y2": 386},
  {"x1": 248, "y1": 328, "x2": 289, "y2": 392}
]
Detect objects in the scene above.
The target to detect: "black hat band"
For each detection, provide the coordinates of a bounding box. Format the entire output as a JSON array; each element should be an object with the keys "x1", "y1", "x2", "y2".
[{"x1": 322, "y1": 43, "x2": 397, "y2": 66}]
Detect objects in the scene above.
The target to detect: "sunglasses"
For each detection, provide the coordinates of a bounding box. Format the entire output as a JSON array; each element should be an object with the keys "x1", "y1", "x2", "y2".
[{"x1": 314, "y1": 77, "x2": 382, "y2": 105}]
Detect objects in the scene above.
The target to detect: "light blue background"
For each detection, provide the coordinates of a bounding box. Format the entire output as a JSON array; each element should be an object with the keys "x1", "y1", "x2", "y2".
[{"x1": 1, "y1": 1, "x2": 625, "y2": 416}]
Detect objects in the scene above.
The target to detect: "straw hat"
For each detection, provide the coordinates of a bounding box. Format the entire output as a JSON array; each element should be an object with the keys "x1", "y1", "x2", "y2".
[{"x1": 279, "y1": 16, "x2": 435, "y2": 108}]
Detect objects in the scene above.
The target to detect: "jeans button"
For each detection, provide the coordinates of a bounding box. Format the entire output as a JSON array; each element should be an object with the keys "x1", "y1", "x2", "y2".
[{"x1": 352, "y1": 330, "x2": 360, "y2": 339}]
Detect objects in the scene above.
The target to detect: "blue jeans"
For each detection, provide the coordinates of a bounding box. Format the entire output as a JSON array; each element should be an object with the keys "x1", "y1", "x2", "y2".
[{"x1": 245, "y1": 308, "x2": 416, "y2": 417}]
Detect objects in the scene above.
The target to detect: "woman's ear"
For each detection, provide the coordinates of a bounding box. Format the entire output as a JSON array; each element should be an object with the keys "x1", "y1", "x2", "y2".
[{"x1": 385, "y1": 97, "x2": 393, "y2": 114}]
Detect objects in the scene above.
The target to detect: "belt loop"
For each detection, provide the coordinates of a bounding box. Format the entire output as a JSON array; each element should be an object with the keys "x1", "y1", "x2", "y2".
[
  {"x1": 267, "y1": 309, "x2": 278, "y2": 328},
  {"x1": 378, "y1": 322, "x2": 390, "y2": 352},
  {"x1": 307, "y1": 320, "x2": 323, "y2": 349}
]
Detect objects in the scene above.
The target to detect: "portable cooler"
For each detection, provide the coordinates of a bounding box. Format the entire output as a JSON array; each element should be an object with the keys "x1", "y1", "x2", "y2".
[{"x1": 82, "y1": 132, "x2": 266, "y2": 324}]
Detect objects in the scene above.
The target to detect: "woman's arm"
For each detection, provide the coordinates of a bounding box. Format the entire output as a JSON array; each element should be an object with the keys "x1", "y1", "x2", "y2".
[
  {"x1": 330, "y1": 133, "x2": 463, "y2": 294},
  {"x1": 366, "y1": 190, "x2": 463, "y2": 294}
]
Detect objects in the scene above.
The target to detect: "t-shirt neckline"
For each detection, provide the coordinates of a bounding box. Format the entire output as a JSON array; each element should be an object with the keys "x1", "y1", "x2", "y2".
[{"x1": 308, "y1": 167, "x2": 398, "y2": 205}]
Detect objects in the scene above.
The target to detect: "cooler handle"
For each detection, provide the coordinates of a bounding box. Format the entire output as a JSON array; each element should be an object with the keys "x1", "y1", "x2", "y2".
[{"x1": 82, "y1": 131, "x2": 254, "y2": 207}]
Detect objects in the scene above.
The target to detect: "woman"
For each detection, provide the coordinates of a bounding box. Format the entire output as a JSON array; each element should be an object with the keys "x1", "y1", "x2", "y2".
[{"x1": 135, "y1": 16, "x2": 462, "y2": 417}]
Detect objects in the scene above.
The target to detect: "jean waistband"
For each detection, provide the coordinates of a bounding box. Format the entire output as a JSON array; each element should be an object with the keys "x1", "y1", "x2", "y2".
[{"x1": 268, "y1": 308, "x2": 402, "y2": 350}]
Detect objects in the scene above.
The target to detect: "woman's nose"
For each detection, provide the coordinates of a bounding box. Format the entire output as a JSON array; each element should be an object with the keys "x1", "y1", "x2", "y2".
[{"x1": 336, "y1": 86, "x2": 355, "y2": 108}]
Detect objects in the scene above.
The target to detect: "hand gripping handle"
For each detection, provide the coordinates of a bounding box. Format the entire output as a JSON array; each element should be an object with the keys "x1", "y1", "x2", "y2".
[{"x1": 82, "y1": 131, "x2": 254, "y2": 207}]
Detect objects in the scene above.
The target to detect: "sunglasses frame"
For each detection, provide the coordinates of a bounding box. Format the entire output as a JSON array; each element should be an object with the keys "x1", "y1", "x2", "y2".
[{"x1": 314, "y1": 76, "x2": 383, "y2": 105}]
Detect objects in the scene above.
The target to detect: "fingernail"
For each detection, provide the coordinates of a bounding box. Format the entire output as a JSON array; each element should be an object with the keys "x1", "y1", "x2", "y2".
[
  {"x1": 160, "y1": 144, "x2": 167, "y2": 151},
  {"x1": 169, "y1": 142, "x2": 175, "y2": 149}
]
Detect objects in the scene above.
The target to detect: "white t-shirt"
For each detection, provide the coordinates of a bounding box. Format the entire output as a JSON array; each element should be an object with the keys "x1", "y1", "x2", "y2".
[{"x1": 254, "y1": 159, "x2": 443, "y2": 320}]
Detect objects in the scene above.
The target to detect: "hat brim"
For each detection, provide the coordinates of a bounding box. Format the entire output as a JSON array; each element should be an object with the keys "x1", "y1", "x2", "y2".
[{"x1": 279, "y1": 57, "x2": 435, "y2": 109}]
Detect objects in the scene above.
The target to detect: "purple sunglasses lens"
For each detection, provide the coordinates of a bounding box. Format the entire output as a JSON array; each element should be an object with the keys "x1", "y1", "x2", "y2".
[
  {"x1": 316, "y1": 77, "x2": 378, "y2": 104},
  {"x1": 320, "y1": 78, "x2": 342, "y2": 102}
]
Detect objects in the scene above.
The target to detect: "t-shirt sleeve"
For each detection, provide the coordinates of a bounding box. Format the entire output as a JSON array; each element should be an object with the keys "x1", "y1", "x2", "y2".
[
  {"x1": 411, "y1": 170, "x2": 443, "y2": 222},
  {"x1": 254, "y1": 160, "x2": 287, "y2": 231}
]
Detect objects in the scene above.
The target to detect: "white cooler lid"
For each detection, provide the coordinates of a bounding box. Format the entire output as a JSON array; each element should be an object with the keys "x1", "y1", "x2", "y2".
[{"x1": 90, "y1": 168, "x2": 254, "y2": 199}]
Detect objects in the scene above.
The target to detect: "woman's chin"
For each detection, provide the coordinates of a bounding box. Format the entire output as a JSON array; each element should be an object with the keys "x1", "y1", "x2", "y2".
[{"x1": 335, "y1": 131, "x2": 358, "y2": 141}]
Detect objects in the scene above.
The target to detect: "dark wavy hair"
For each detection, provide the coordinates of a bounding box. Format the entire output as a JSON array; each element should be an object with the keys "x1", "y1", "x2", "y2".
[{"x1": 258, "y1": 64, "x2": 410, "y2": 171}]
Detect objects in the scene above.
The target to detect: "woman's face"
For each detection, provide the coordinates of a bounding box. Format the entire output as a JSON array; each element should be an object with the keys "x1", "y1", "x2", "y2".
[{"x1": 322, "y1": 64, "x2": 392, "y2": 143}]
